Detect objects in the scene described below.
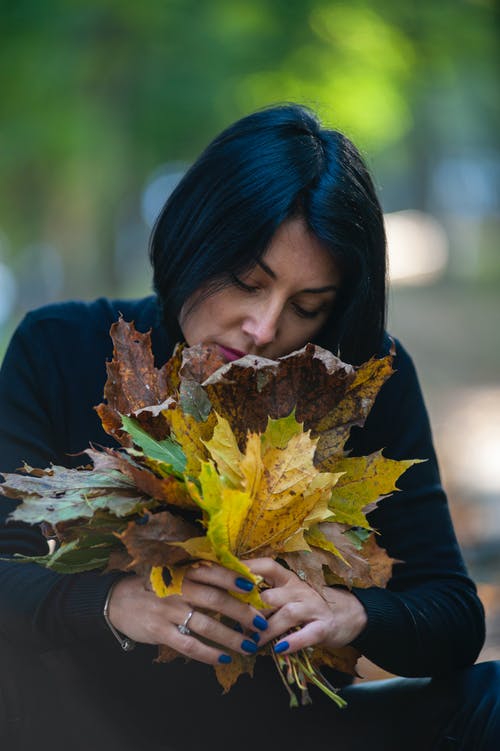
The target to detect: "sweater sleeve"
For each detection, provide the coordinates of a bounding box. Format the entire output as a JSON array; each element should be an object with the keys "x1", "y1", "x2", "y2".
[
  {"x1": 348, "y1": 339, "x2": 485, "y2": 676},
  {"x1": 0, "y1": 311, "x2": 124, "y2": 650}
]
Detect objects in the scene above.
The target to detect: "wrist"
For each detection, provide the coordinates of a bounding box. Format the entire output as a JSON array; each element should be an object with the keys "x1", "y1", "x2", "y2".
[{"x1": 103, "y1": 581, "x2": 136, "y2": 652}]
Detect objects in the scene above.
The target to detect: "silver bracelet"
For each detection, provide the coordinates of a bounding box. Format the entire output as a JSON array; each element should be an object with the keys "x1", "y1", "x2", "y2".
[{"x1": 103, "y1": 582, "x2": 136, "y2": 652}]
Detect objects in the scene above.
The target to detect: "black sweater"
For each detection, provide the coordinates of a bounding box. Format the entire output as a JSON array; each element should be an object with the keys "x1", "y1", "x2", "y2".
[{"x1": 0, "y1": 297, "x2": 485, "y2": 744}]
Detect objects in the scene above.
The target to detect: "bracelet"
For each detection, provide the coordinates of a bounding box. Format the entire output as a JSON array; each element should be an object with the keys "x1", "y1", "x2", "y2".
[{"x1": 103, "y1": 582, "x2": 136, "y2": 652}]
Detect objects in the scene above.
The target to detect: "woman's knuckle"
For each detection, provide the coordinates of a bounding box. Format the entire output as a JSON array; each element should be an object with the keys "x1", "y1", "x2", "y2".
[{"x1": 204, "y1": 588, "x2": 222, "y2": 610}]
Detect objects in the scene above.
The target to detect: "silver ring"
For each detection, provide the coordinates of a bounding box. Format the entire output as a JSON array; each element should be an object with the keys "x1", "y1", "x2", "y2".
[{"x1": 177, "y1": 610, "x2": 194, "y2": 635}]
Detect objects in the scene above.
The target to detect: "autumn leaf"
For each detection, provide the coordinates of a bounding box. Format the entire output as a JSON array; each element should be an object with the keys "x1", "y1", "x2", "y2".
[
  {"x1": 179, "y1": 343, "x2": 227, "y2": 383},
  {"x1": 313, "y1": 355, "x2": 395, "y2": 464},
  {"x1": 165, "y1": 407, "x2": 217, "y2": 477},
  {"x1": 203, "y1": 344, "x2": 357, "y2": 447},
  {"x1": 1, "y1": 464, "x2": 151, "y2": 526},
  {"x1": 311, "y1": 645, "x2": 361, "y2": 677},
  {"x1": 324, "y1": 452, "x2": 422, "y2": 528},
  {"x1": 122, "y1": 415, "x2": 187, "y2": 478},
  {"x1": 202, "y1": 413, "x2": 245, "y2": 488},
  {"x1": 117, "y1": 510, "x2": 202, "y2": 568},
  {"x1": 95, "y1": 318, "x2": 178, "y2": 444},
  {"x1": 85, "y1": 447, "x2": 195, "y2": 510},
  {"x1": 215, "y1": 652, "x2": 256, "y2": 693},
  {"x1": 11, "y1": 535, "x2": 119, "y2": 574}
]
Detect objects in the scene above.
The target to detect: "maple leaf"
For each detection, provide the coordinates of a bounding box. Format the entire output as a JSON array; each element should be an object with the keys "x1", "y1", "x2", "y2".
[
  {"x1": 11, "y1": 535, "x2": 120, "y2": 574},
  {"x1": 165, "y1": 407, "x2": 217, "y2": 477},
  {"x1": 215, "y1": 652, "x2": 256, "y2": 693},
  {"x1": 117, "y1": 511, "x2": 201, "y2": 568},
  {"x1": 1, "y1": 464, "x2": 151, "y2": 526},
  {"x1": 122, "y1": 415, "x2": 187, "y2": 478},
  {"x1": 310, "y1": 645, "x2": 361, "y2": 677},
  {"x1": 203, "y1": 344, "x2": 357, "y2": 448},
  {"x1": 312, "y1": 356, "x2": 395, "y2": 464},
  {"x1": 324, "y1": 452, "x2": 422, "y2": 528},
  {"x1": 95, "y1": 318, "x2": 180, "y2": 444}
]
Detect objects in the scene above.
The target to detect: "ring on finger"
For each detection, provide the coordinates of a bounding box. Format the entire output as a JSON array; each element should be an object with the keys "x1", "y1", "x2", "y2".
[{"x1": 177, "y1": 610, "x2": 195, "y2": 635}]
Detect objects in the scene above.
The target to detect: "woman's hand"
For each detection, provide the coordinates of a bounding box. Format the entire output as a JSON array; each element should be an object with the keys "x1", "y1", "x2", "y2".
[
  {"x1": 107, "y1": 567, "x2": 269, "y2": 665},
  {"x1": 247, "y1": 558, "x2": 368, "y2": 654}
]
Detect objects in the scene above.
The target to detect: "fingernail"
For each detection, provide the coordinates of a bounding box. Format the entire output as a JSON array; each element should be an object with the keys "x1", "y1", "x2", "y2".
[
  {"x1": 235, "y1": 577, "x2": 254, "y2": 592},
  {"x1": 233, "y1": 622, "x2": 243, "y2": 633},
  {"x1": 273, "y1": 641, "x2": 289, "y2": 654},
  {"x1": 250, "y1": 631, "x2": 260, "y2": 644},
  {"x1": 253, "y1": 615, "x2": 268, "y2": 631},
  {"x1": 218, "y1": 654, "x2": 232, "y2": 664},
  {"x1": 241, "y1": 639, "x2": 258, "y2": 654}
]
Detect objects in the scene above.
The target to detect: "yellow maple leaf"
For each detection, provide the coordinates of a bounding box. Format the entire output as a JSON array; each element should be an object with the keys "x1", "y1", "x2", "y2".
[
  {"x1": 322, "y1": 451, "x2": 422, "y2": 528},
  {"x1": 202, "y1": 413, "x2": 245, "y2": 488},
  {"x1": 165, "y1": 406, "x2": 216, "y2": 477}
]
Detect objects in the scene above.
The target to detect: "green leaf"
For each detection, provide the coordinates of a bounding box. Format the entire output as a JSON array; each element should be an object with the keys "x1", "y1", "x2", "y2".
[
  {"x1": 4, "y1": 466, "x2": 149, "y2": 526},
  {"x1": 260, "y1": 410, "x2": 303, "y2": 451},
  {"x1": 121, "y1": 415, "x2": 186, "y2": 476},
  {"x1": 343, "y1": 527, "x2": 372, "y2": 550},
  {"x1": 11, "y1": 536, "x2": 117, "y2": 573},
  {"x1": 179, "y1": 379, "x2": 212, "y2": 422}
]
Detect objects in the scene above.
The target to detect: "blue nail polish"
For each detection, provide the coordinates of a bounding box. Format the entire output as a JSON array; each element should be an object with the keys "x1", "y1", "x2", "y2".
[
  {"x1": 218, "y1": 654, "x2": 232, "y2": 664},
  {"x1": 253, "y1": 615, "x2": 268, "y2": 631},
  {"x1": 250, "y1": 631, "x2": 260, "y2": 644},
  {"x1": 274, "y1": 641, "x2": 289, "y2": 654},
  {"x1": 233, "y1": 622, "x2": 243, "y2": 633},
  {"x1": 241, "y1": 639, "x2": 258, "y2": 654},
  {"x1": 235, "y1": 577, "x2": 254, "y2": 592}
]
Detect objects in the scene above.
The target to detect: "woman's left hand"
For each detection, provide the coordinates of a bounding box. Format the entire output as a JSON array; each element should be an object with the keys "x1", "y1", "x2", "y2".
[{"x1": 247, "y1": 557, "x2": 368, "y2": 654}]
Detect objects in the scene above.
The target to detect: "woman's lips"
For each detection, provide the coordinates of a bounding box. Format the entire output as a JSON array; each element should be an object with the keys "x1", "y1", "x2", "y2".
[{"x1": 217, "y1": 345, "x2": 247, "y2": 362}]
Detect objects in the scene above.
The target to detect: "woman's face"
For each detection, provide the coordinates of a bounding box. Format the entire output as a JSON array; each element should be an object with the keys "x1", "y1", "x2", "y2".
[{"x1": 179, "y1": 217, "x2": 341, "y2": 361}]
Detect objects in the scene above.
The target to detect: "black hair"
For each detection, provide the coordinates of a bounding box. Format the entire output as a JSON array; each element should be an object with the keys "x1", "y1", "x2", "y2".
[{"x1": 149, "y1": 103, "x2": 387, "y2": 365}]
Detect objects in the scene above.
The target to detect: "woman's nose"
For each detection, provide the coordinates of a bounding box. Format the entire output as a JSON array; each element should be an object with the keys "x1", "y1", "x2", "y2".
[{"x1": 241, "y1": 301, "x2": 282, "y2": 347}]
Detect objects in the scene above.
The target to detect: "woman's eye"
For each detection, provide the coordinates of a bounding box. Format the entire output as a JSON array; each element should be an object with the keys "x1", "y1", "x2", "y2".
[
  {"x1": 292, "y1": 303, "x2": 322, "y2": 319},
  {"x1": 231, "y1": 275, "x2": 259, "y2": 293}
]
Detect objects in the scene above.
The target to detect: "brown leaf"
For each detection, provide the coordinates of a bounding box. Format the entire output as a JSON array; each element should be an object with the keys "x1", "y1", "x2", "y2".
[
  {"x1": 86, "y1": 447, "x2": 196, "y2": 509},
  {"x1": 155, "y1": 644, "x2": 184, "y2": 663},
  {"x1": 352, "y1": 533, "x2": 397, "y2": 588},
  {"x1": 214, "y1": 652, "x2": 256, "y2": 693},
  {"x1": 280, "y1": 550, "x2": 329, "y2": 596},
  {"x1": 95, "y1": 319, "x2": 178, "y2": 444},
  {"x1": 313, "y1": 355, "x2": 395, "y2": 464},
  {"x1": 204, "y1": 344, "x2": 356, "y2": 448},
  {"x1": 311, "y1": 645, "x2": 360, "y2": 677},
  {"x1": 103, "y1": 549, "x2": 134, "y2": 573},
  {"x1": 179, "y1": 343, "x2": 227, "y2": 383},
  {"x1": 117, "y1": 511, "x2": 202, "y2": 568}
]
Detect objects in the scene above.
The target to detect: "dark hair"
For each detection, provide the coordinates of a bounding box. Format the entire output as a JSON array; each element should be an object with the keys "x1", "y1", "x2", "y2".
[{"x1": 149, "y1": 103, "x2": 387, "y2": 364}]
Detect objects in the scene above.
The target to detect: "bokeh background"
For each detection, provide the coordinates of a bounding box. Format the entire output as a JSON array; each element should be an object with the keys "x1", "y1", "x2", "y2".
[{"x1": 1, "y1": 0, "x2": 499, "y2": 675}]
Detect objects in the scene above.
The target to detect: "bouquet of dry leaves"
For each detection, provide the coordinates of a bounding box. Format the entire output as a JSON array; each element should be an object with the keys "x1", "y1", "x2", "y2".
[{"x1": 0, "y1": 319, "x2": 417, "y2": 707}]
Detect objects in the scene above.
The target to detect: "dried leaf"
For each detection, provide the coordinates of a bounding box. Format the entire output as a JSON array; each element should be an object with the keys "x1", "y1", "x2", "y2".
[
  {"x1": 214, "y1": 652, "x2": 256, "y2": 693},
  {"x1": 313, "y1": 356, "x2": 394, "y2": 464},
  {"x1": 2, "y1": 464, "x2": 149, "y2": 526},
  {"x1": 95, "y1": 318, "x2": 176, "y2": 443},
  {"x1": 204, "y1": 345, "x2": 356, "y2": 448},
  {"x1": 179, "y1": 343, "x2": 227, "y2": 383},
  {"x1": 311, "y1": 645, "x2": 360, "y2": 677},
  {"x1": 86, "y1": 447, "x2": 195, "y2": 509},
  {"x1": 165, "y1": 407, "x2": 217, "y2": 477},
  {"x1": 117, "y1": 511, "x2": 202, "y2": 568},
  {"x1": 324, "y1": 452, "x2": 422, "y2": 528}
]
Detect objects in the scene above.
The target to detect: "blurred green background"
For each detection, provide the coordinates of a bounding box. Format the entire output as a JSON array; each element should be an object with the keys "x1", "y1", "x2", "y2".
[{"x1": 1, "y1": 0, "x2": 499, "y2": 665}]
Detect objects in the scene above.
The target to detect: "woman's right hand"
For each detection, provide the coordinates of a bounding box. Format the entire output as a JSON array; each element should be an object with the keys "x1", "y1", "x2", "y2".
[{"x1": 106, "y1": 568, "x2": 270, "y2": 665}]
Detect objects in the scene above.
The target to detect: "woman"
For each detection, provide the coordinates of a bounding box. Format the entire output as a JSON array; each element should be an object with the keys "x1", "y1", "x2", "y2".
[{"x1": 0, "y1": 104, "x2": 498, "y2": 750}]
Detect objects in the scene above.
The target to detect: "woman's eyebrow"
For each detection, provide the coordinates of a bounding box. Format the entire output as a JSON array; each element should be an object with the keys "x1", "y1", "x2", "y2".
[{"x1": 257, "y1": 260, "x2": 338, "y2": 293}]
